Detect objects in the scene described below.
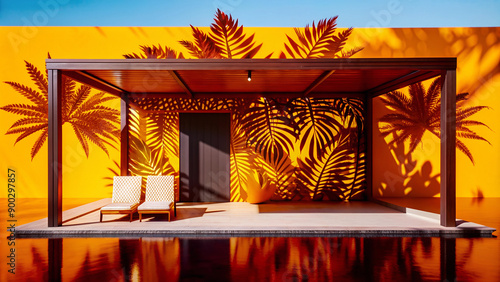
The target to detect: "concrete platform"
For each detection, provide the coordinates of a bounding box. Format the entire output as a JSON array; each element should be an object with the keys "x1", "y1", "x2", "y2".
[{"x1": 16, "y1": 199, "x2": 495, "y2": 237}]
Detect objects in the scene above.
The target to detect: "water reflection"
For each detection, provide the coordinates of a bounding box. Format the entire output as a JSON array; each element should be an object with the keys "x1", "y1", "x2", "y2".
[{"x1": 13, "y1": 236, "x2": 498, "y2": 281}]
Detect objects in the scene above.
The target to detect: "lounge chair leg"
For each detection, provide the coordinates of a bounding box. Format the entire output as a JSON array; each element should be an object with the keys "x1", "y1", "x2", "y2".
[
  {"x1": 139, "y1": 213, "x2": 142, "y2": 222},
  {"x1": 174, "y1": 205, "x2": 176, "y2": 217},
  {"x1": 168, "y1": 212, "x2": 170, "y2": 222},
  {"x1": 130, "y1": 213, "x2": 133, "y2": 222},
  {"x1": 100, "y1": 212, "x2": 102, "y2": 222}
]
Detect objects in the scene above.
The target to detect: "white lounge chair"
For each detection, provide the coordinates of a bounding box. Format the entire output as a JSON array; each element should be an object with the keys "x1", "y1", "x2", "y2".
[
  {"x1": 100, "y1": 176, "x2": 142, "y2": 222},
  {"x1": 138, "y1": 175, "x2": 176, "y2": 222}
]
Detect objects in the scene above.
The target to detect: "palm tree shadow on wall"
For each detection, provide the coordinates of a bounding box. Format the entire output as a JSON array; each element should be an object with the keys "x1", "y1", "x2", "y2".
[
  {"x1": 376, "y1": 133, "x2": 440, "y2": 197},
  {"x1": 0, "y1": 56, "x2": 120, "y2": 160},
  {"x1": 119, "y1": 9, "x2": 367, "y2": 202},
  {"x1": 378, "y1": 77, "x2": 490, "y2": 196}
]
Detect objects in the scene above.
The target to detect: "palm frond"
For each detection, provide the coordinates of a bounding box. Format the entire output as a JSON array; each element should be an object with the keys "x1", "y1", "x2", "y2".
[
  {"x1": 257, "y1": 153, "x2": 297, "y2": 200},
  {"x1": 408, "y1": 82, "x2": 427, "y2": 120},
  {"x1": 0, "y1": 104, "x2": 46, "y2": 117},
  {"x1": 31, "y1": 127, "x2": 48, "y2": 160},
  {"x1": 62, "y1": 77, "x2": 76, "y2": 117},
  {"x1": 24, "y1": 60, "x2": 48, "y2": 96},
  {"x1": 297, "y1": 133, "x2": 354, "y2": 200},
  {"x1": 230, "y1": 123, "x2": 254, "y2": 202},
  {"x1": 332, "y1": 98, "x2": 365, "y2": 131},
  {"x1": 179, "y1": 25, "x2": 223, "y2": 58},
  {"x1": 74, "y1": 92, "x2": 114, "y2": 114},
  {"x1": 128, "y1": 107, "x2": 142, "y2": 139},
  {"x1": 72, "y1": 123, "x2": 90, "y2": 157},
  {"x1": 380, "y1": 77, "x2": 490, "y2": 164},
  {"x1": 457, "y1": 105, "x2": 489, "y2": 120},
  {"x1": 426, "y1": 77, "x2": 441, "y2": 114},
  {"x1": 457, "y1": 119, "x2": 490, "y2": 129},
  {"x1": 13, "y1": 124, "x2": 46, "y2": 144},
  {"x1": 281, "y1": 18, "x2": 361, "y2": 59},
  {"x1": 129, "y1": 135, "x2": 175, "y2": 176},
  {"x1": 291, "y1": 98, "x2": 341, "y2": 159},
  {"x1": 381, "y1": 90, "x2": 412, "y2": 112},
  {"x1": 67, "y1": 84, "x2": 92, "y2": 117},
  {"x1": 339, "y1": 46, "x2": 364, "y2": 58},
  {"x1": 145, "y1": 112, "x2": 178, "y2": 174},
  {"x1": 379, "y1": 113, "x2": 417, "y2": 128},
  {"x1": 456, "y1": 130, "x2": 490, "y2": 144},
  {"x1": 8, "y1": 117, "x2": 46, "y2": 130},
  {"x1": 123, "y1": 44, "x2": 184, "y2": 59},
  {"x1": 6, "y1": 123, "x2": 46, "y2": 135},
  {"x1": 209, "y1": 9, "x2": 263, "y2": 58},
  {"x1": 72, "y1": 121, "x2": 111, "y2": 156},
  {"x1": 456, "y1": 139, "x2": 474, "y2": 164},
  {"x1": 4, "y1": 81, "x2": 46, "y2": 106},
  {"x1": 2, "y1": 59, "x2": 120, "y2": 159},
  {"x1": 345, "y1": 134, "x2": 366, "y2": 201},
  {"x1": 242, "y1": 98, "x2": 297, "y2": 163},
  {"x1": 129, "y1": 134, "x2": 157, "y2": 175},
  {"x1": 326, "y1": 28, "x2": 358, "y2": 58},
  {"x1": 282, "y1": 17, "x2": 337, "y2": 58}
]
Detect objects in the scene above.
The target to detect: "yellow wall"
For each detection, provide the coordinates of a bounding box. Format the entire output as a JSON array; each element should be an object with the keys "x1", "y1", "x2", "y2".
[{"x1": 1, "y1": 26, "x2": 499, "y2": 198}]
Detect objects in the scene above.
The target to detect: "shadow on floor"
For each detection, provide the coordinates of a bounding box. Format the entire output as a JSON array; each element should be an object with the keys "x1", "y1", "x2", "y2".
[
  {"x1": 258, "y1": 201, "x2": 400, "y2": 213},
  {"x1": 175, "y1": 207, "x2": 208, "y2": 220}
]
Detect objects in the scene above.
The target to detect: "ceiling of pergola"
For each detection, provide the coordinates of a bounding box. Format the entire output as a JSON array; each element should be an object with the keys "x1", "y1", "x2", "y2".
[{"x1": 47, "y1": 58, "x2": 456, "y2": 99}]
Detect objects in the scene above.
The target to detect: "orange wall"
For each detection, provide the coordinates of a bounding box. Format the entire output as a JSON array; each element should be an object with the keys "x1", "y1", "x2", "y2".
[
  {"x1": 361, "y1": 28, "x2": 500, "y2": 198},
  {"x1": 0, "y1": 26, "x2": 498, "y2": 198}
]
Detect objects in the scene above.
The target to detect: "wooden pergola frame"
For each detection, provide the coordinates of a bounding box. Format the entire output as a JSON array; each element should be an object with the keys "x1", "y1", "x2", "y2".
[{"x1": 46, "y1": 58, "x2": 457, "y2": 227}]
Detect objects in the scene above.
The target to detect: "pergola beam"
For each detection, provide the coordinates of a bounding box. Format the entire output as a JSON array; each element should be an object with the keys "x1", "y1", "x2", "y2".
[
  {"x1": 366, "y1": 70, "x2": 439, "y2": 98},
  {"x1": 303, "y1": 70, "x2": 336, "y2": 96},
  {"x1": 46, "y1": 58, "x2": 457, "y2": 71},
  {"x1": 168, "y1": 70, "x2": 193, "y2": 98}
]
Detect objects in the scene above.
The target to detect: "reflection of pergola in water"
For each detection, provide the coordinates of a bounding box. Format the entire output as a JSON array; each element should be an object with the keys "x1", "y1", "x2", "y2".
[{"x1": 46, "y1": 58, "x2": 457, "y2": 227}]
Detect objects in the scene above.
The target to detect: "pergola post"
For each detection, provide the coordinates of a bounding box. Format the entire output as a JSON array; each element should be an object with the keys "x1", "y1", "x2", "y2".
[
  {"x1": 120, "y1": 93, "x2": 129, "y2": 176},
  {"x1": 440, "y1": 70, "x2": 457, "y2": 227},
  {"x1": 48, "y1": 70, "x2": 63, "y2": 227}
]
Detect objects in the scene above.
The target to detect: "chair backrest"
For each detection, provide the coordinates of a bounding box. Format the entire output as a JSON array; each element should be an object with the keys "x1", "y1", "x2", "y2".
[
  {"x1": 145, "y1": 175, "x2": 175, "y2": 202},
  {"x1": 112, "y1": 176, "x2": 142, "y2": 204}
]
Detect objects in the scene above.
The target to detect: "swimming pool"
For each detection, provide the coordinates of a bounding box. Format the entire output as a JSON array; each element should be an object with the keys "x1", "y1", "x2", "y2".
[{"x1": 2, "y1": 198, "x2": 499, "y2": 281}]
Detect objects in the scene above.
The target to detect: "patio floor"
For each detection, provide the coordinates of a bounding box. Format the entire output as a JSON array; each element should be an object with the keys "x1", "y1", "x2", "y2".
[{"x1": 16, "y1": 199, "x2": 495, "y2": 237}]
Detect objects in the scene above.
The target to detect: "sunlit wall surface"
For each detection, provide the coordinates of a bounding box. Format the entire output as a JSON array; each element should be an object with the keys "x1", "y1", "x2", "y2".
[{"x1": 0, "y1": 26, "x2": 498, "y2": 199}]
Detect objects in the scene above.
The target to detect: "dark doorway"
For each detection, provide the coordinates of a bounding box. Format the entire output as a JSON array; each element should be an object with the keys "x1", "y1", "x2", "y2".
[{"x1": 179, "y1": 113, "x2": 230, "y2": 202}]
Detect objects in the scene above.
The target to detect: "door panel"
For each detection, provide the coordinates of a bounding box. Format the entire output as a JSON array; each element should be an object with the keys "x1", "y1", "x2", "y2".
[{"x1": 180, "y1": 113, "x2": 230, "y2": 202}]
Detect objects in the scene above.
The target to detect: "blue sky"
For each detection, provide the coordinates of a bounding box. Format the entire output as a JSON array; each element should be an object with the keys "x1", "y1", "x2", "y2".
[{"x1": 0, "y1": 0, "x2": 499, "y2": 27}]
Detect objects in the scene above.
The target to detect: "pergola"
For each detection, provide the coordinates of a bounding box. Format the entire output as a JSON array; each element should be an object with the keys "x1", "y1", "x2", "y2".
[{"x1": 46, "y1": 58, "x2": 457, "y2": 227}]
